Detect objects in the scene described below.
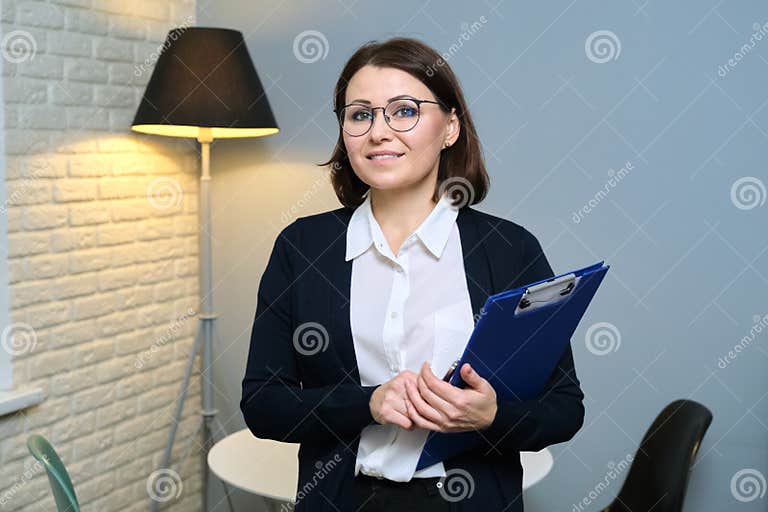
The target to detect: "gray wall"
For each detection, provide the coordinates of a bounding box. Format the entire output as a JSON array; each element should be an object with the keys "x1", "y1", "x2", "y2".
[{"x1": 200, "y1": 1, "x2": 768, "y2": 510}]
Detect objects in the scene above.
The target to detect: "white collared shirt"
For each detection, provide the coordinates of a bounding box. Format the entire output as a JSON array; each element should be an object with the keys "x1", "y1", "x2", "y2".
[{"x1": 345, "y1": 191, "x2": 476, "y2": 482}]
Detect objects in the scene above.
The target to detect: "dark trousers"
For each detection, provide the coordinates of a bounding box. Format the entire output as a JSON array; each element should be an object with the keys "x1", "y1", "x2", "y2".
[{"x1": 352, "y1": 473, "x2": 452, "y2": 511}]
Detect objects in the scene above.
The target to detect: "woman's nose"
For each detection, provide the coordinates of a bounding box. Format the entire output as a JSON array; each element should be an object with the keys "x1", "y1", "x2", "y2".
[{"x1": 368, "y1": 110, "x2": 392, "y2": 141}]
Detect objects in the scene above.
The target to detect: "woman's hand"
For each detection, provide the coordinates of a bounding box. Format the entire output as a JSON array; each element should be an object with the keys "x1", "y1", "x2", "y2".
[
  {"x1": 404, "y1": 362, "x2": 498, "y2": 433},
  {"x1": 369, "y1": 370, "x2": 420, "y2": 430}
]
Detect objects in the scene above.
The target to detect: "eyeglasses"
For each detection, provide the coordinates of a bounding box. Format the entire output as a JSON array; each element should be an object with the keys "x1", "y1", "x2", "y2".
[{"x1": 334, "y1": 98, "x2": 446, "y2": 137}]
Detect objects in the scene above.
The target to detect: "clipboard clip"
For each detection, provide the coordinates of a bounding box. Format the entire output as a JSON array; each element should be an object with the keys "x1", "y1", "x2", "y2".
[{"x1": 517, "y1": 273, "x2": 577, "y2": 312}]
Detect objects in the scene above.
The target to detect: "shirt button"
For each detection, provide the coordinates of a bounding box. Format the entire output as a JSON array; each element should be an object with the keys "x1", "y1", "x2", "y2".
[
  {"x1": 396, "y1": 266, "x2": 404, "y2": 273},
  {"x1": 390, "y1": 311, "x2": 398, "y2": 318}
]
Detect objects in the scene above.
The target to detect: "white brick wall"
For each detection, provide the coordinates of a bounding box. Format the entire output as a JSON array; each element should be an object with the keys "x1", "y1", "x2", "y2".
[{"x1": 1, "y1": 0, "x2": 205, "y2": 510}]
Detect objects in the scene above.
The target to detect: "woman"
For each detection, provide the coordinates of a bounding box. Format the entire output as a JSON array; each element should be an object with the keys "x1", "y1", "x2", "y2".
[{"x1": 240, "y1": 37, "x2": 585, "y2": 512}]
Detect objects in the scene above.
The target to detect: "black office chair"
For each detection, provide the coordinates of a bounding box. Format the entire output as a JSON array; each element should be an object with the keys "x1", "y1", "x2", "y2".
[{"x1": 602, "y1": 399, "x2": 713, "y2": 512}]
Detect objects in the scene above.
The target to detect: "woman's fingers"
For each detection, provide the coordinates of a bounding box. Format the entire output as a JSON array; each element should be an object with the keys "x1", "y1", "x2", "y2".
[
  {"x1": 387, "y1": 406, "x2": 412, "y2": 430},
  {"x1": 420, "y1": 363, "x2": 462, "y2": 406},
  {"x1": 383, "y1": 388, "x2": 413, "y2": 429},
  {"x1": 417, "y1": 370, "x2": 462, "y2": 422},
  {"x1": 404, "y1": 393, "x2": 444, "y2": 431},
  {"x1": 406, "y1": 379, "x2": 448, "y2": 427},
  {"x1": 405, "y1": 379, "x2": 434, "y2": 416}
]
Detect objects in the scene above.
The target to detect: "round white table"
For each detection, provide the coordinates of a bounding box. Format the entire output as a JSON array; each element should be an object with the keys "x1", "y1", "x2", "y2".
[{"x1": 208, "y1": 428, "x2": 553, "y2": 510}]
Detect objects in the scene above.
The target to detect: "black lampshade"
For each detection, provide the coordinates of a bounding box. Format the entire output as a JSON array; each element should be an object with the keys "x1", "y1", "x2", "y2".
[{"x1": 131, "y1": 27, "x2": 279, "y2": 139}]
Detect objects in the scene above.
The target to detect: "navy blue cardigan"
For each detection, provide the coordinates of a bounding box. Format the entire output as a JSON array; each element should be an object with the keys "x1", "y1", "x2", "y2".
[{"x1": 240, "y1": 204, "x2": 585, "y2": 511}]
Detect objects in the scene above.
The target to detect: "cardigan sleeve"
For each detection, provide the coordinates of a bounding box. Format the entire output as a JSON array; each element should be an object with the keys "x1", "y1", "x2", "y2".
[
  {"x1": 240, "y1": 220, "x2": 380, "y2": 444},
  {"x1": 476, "y1": 228, "x2": 585, "y2": 455}
]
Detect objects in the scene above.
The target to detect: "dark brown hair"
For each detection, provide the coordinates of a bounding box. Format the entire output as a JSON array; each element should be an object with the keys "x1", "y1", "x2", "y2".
[{"x1": 318, "y1": 37, "x2": 489, "y2": 209}]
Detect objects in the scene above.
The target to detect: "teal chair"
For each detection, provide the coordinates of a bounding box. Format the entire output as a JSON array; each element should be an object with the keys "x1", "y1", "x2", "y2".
[{"x1": 26, "y1": 434, "x2": 80, "y2": 512}]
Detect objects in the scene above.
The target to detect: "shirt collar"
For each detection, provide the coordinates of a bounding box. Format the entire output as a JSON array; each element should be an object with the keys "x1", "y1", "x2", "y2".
[{"x1": 345, "y1": 191, "x2": 459, "y2": 261}]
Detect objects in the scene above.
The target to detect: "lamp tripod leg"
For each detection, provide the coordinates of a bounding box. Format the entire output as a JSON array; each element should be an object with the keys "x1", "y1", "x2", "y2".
[{"x1": 147, "y1": 316, "x2": 205, "y2": 512}]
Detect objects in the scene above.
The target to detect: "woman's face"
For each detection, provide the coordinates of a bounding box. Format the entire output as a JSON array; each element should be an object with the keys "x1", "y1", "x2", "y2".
[{"x1": 341, "y1": 65, "x2": 458, "y2": 193}]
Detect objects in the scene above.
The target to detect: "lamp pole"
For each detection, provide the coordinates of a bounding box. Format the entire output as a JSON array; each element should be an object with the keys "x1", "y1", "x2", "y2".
[{"x1": 149, "y1": 128, "x2": 231, "y2": 512}]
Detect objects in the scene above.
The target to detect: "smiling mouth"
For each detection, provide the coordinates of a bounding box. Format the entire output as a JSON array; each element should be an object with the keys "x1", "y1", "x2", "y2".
[{"x1": 367, "y1": 153, "x2": 404, "y2": 160}]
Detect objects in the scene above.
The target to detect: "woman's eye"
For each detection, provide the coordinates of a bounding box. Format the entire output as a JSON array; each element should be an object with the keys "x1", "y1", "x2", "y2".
[
  {"x1": 394, "y1": 107, "x2": 416, "y2": 117},
  {"x1": 351, "y1": 110, "x2": 372, "y2": 121}
]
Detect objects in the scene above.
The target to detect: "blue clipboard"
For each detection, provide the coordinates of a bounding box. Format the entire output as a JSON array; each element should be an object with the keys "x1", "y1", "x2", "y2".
[{"x1": 415, "y1": 260, "x2": 609, "y2": 470}]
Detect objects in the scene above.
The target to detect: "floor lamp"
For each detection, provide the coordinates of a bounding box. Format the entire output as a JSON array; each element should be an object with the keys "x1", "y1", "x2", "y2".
[{"x1": 131, "y1": 27, "x2": 279, "y2": 512}]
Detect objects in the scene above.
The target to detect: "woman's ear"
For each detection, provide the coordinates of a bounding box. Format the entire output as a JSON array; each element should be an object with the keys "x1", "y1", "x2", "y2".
[{"x1": 446, "y1": 108, "x2": 460, "y2": 146}]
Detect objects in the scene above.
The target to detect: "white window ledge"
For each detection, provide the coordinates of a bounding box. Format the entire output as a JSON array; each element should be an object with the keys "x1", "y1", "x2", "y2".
[{"x1": 0, "y1": 387, "x2": 45, "y2": 416}]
